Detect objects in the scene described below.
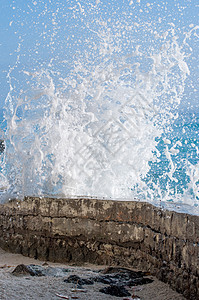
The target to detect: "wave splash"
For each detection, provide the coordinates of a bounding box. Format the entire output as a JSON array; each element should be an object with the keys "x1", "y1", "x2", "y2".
[{"x1": 0, "y1": 3, "x2": 198, "y2": 213}]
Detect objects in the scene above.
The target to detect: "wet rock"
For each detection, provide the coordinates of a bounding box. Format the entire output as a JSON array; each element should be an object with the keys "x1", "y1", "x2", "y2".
[
  {"x1": 127, "y1": 277, "x2": 153, "y2": 286},
  {"x1": 28, "y1": 265, "x2": 46, "y2": 276},
  {"x1": 92, "y1": 267, "x2": 153, "y2": 287},
  {"x1": 93, "y1": 275, "x2": 115, "y2": 284},
  {"x1": 12, "y1": 264, "x2": 43, "y2": 276},
  {"x1": 43, "y1": 266, "x2": 70, "y2": 277},
  {"x1": 99, "y1": 285, "x2": 131, "y2": 297},
  {"x1": 64, "y1": 274, "x2": 94, "y2": 285},
  {"x1": 12, "y1": 264, "x2": 70, "y2": 277},
  {"x1": 101, "y1": 267, "x2": 145, "y2": 278}
]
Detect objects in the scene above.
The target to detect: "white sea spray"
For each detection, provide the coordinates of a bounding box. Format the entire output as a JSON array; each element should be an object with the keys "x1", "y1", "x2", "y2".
[{"x1": 0, "y1": 1, "x2": 198, "y2": 214}]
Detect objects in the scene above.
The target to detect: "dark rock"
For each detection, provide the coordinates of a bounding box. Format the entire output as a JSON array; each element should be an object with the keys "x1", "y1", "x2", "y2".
[
  {"x1": 93, "y1": 275, "x2": 113, "y2": 284},
  {"x1": 99, "y1": 285, "x2": 131, "y2": 297},
  {"x1": 12, "y1": 264, "x2": 43, "y2": 276},
  {"x1": 64, "y1": 274, "x2": 94, "y2": 285},
  {"x1": 101, "y1": 267, "x2": 144, "y2": 278},
  {"x1": 28, "y1": 264, "x2": 46, "y2": 276},
  {"x1": 127, "y1": 277, "x2": 154, "y2": 286},
  {"x1": 92, "y1": 268, "x2": 153, "y2": 287},
  {"x1": 94, "y1": 273, "x2": 131, "y2": 285}
]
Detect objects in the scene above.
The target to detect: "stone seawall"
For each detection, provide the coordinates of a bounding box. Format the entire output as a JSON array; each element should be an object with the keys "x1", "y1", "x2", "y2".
[{"x1": 0, "y1": 197, "x2": 198, "y2": 299}]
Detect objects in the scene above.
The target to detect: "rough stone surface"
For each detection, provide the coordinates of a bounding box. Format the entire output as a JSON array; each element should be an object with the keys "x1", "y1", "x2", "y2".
[{"x1": 0, "y1": 197, "x2": 198, "y2": 299}]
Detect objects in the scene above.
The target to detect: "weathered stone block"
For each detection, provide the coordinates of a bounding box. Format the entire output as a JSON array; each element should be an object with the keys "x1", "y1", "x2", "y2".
[{"x1": 0, "y1": 197, "x2": 198, "y2": 299}]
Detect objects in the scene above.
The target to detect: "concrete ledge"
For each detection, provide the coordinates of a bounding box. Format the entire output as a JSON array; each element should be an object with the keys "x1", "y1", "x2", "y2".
[{"x1": 0, "y1": 197, "x2": 198, "y2": 299}]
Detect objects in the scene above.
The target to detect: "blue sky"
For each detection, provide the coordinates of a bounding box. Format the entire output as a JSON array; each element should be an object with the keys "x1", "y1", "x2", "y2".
[{"x1": 0, "y1": 0, "x2": 198, "y2": 115}]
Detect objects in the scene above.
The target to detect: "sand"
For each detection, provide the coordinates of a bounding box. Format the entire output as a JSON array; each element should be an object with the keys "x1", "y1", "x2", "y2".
[{"x1": 0, "y1": 247, "x2": 185, "y2": 300}]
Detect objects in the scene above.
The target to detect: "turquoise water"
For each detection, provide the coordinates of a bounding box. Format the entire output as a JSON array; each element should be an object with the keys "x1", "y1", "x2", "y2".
[{"x1": 143, "y1": 112, "x2": 199, "y2": 204}]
